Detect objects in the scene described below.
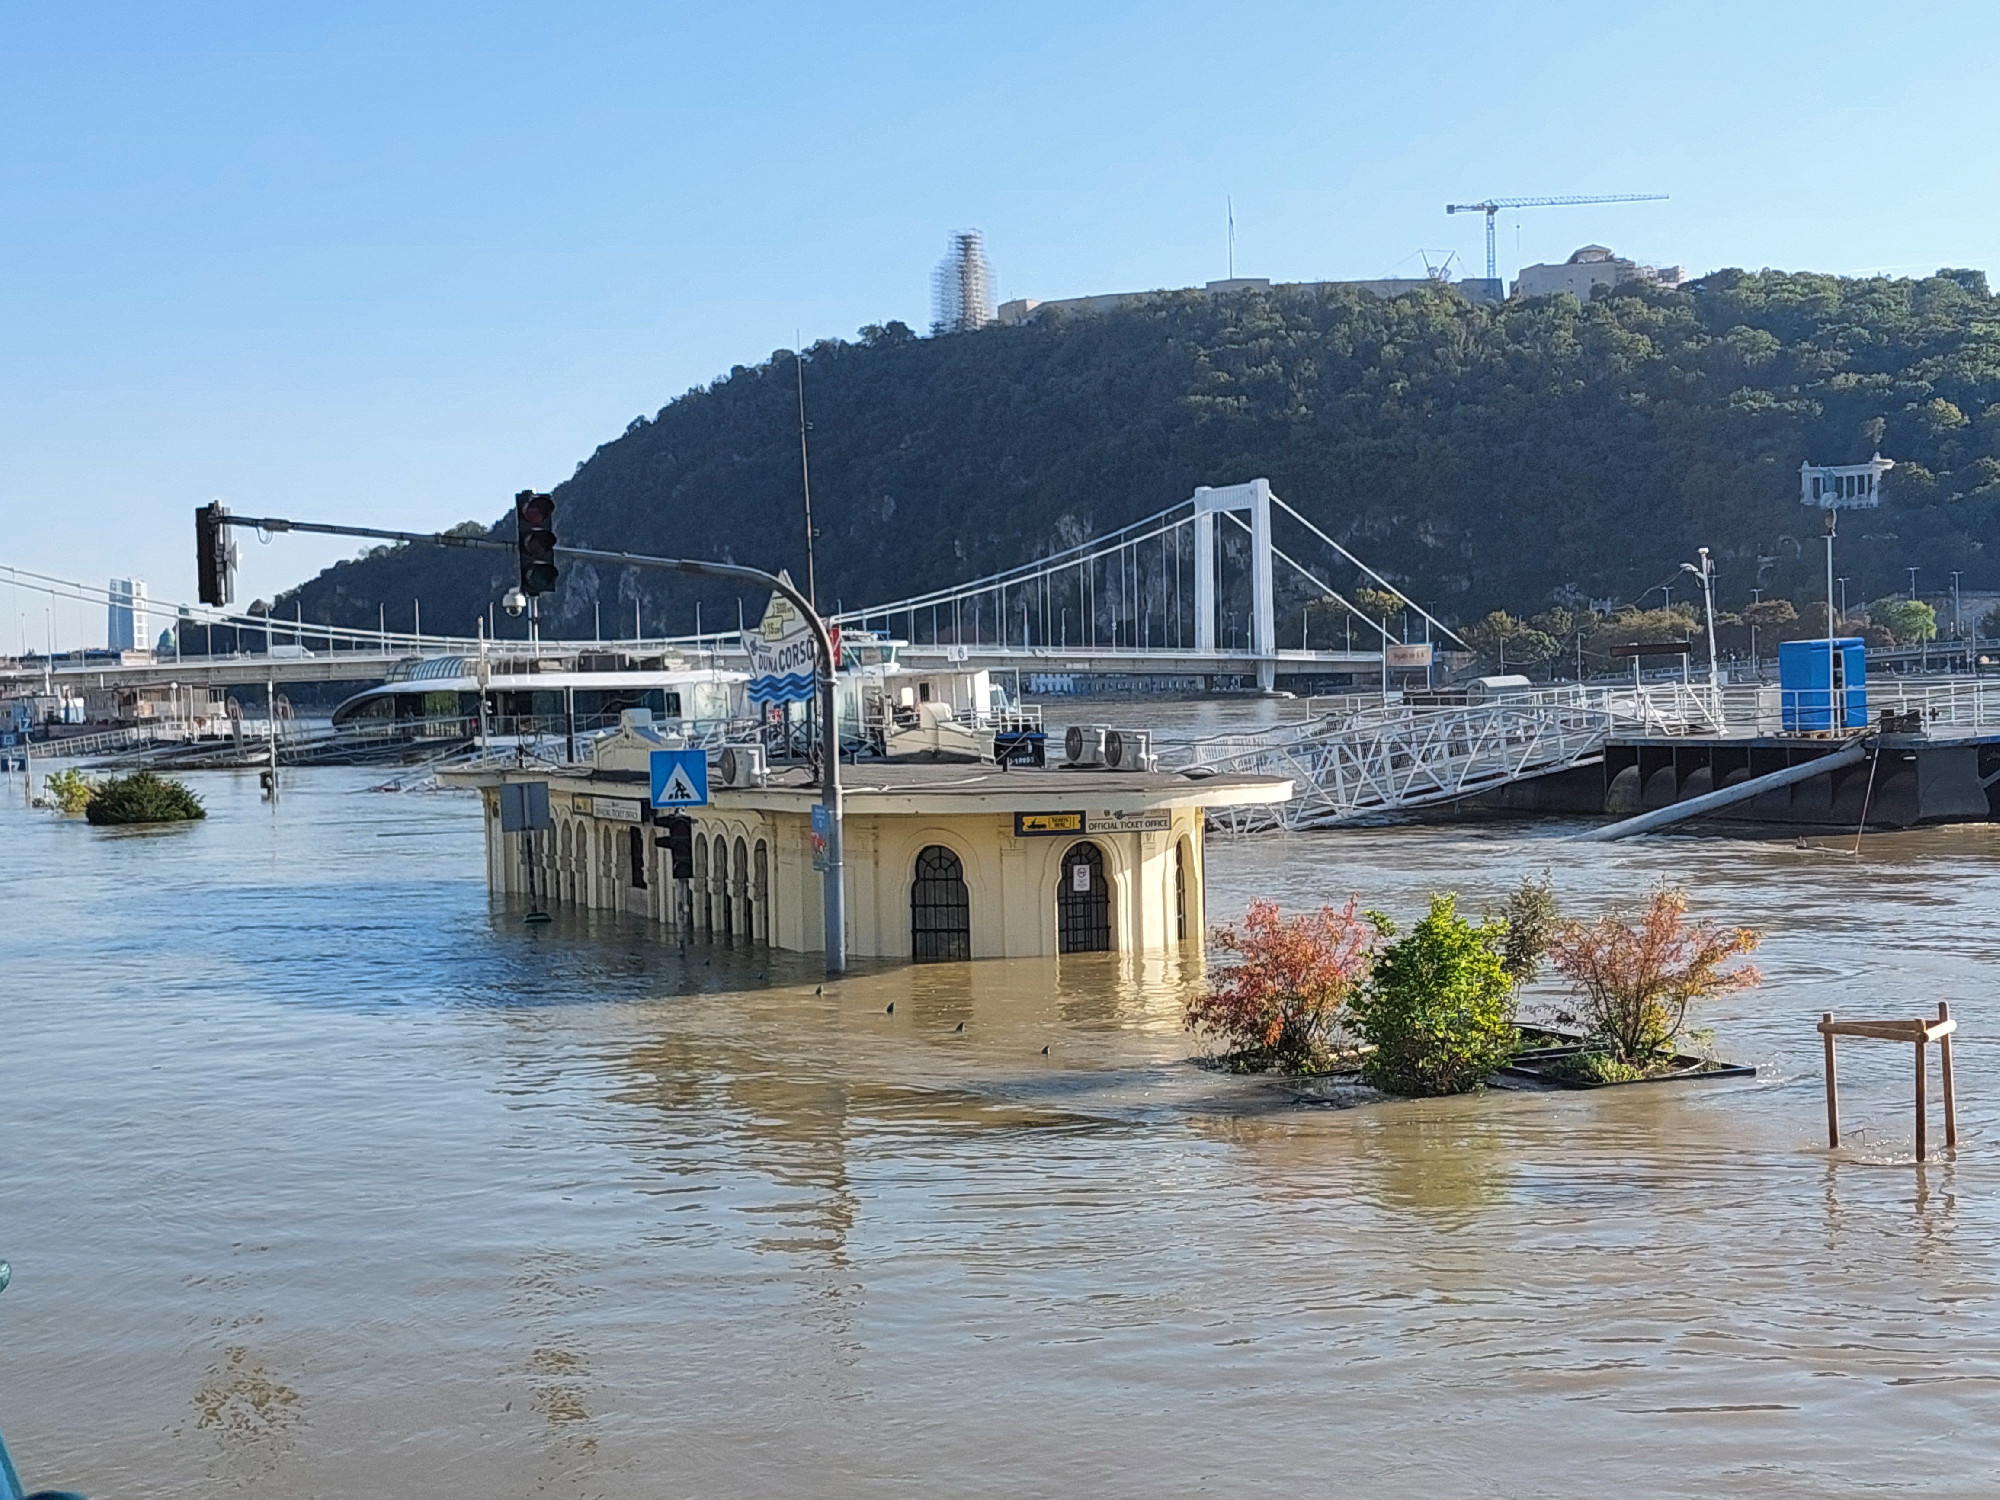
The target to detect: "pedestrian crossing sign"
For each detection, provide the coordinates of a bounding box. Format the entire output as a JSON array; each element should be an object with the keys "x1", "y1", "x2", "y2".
[{"x1": 650, "y1": 749, "x2": 709, "y2": 808}]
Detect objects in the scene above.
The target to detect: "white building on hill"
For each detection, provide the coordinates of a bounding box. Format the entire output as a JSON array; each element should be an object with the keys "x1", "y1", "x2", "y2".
[{"x1": 1512, "y1": 245, "x2": 1685, "y2": 301}]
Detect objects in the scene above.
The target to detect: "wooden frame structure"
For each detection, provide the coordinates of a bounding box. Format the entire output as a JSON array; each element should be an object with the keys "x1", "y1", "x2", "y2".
[{"x1": 1819, "y1": 1003, "x2": 1958, "y2": 1156}]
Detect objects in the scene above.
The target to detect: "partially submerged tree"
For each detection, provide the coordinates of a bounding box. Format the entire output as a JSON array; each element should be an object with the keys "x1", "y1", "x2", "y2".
[
  {"x1": 1185, "y1": 898, "x2": 1380, "y2": 1070},
  {"x1": 1545, "y1": 887, "x2": 1760, "y2": 1065},
  {"x1": 1350, "y1": 895, "x2": 1517, "y2": 1097},
  {"x1": 84, "y1": 771, "x2": 206, "y2": 826},
  {"x1": 1496, "y1": 871, "x2": 1560, "y2": 985},
  {"x1": 40, "y1": 768, "x2": 94, "y2": 817}
]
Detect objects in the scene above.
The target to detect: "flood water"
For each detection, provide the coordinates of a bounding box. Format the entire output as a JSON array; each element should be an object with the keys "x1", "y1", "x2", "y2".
[{"x1": 5, "y1": 755, "x2": 2000, "y2": 1497}]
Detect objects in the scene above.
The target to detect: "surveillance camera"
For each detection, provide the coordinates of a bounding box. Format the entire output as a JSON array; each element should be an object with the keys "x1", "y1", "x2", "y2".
[{"x1": 502, "y1": 588, "x2": 527, "y2": 618}]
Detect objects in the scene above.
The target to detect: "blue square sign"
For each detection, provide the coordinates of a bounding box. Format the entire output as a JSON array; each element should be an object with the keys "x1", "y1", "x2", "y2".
[{"x1": 650, "y1": 748, "x2": 710, "y2": 808}]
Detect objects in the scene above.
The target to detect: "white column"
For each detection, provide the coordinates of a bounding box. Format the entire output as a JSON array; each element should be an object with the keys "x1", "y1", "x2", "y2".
[
  {"x1": 1249, "y1": 478, "x2": 1275, "y2": 690},
  {"x1": 1192, "y1": 496, "x2": 1217, "y2": 655}
]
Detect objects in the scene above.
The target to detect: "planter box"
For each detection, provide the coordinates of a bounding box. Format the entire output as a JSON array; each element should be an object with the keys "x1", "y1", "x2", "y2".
[{"x1": 1500, "y1": 1031, "x2": 1756, "y2": 1090}]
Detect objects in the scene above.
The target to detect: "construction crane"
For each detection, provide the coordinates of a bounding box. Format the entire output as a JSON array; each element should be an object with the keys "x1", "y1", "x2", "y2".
[{"x1": 1446, "y1": 194, "x2": 1668, "y2": 283}]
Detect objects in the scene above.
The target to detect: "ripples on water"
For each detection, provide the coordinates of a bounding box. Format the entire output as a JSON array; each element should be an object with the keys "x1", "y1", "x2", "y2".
[{"x1": 4, "y1": 760, "x2": 2000, "y2": 1497}]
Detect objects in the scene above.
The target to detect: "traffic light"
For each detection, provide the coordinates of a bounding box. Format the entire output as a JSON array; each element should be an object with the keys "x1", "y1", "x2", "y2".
[
  {"x1": 515, "y1": 490, "x2": 558, "y2": 596},
  {"x1": 195, "y1": 501, "x2": 235, "y2": 607},
  {"x1": 656, "y1": 814, "x2": 694, "y2": 880}
]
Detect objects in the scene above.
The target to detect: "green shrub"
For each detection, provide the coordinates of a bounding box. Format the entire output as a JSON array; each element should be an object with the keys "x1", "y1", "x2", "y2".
[
  {"x1": 1350, "y1": 895, "x2": 1518, "y2": 1097},
  {"x1": 1544, "y1": 1051, "x2": 1646, "y2": 1085},
  {"x1": 84, "y1": 771, "x2": 206, "y2": 825},
  {"x1": 41, "y1": 768, "x2": 94, "y2": 816},
  {"x1": 1497, "y1": 871, "x2": 1559, "y2": 984}
]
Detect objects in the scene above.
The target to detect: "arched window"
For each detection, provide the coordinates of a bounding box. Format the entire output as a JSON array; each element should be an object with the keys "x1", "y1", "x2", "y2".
[
  {"x1": 693, "y1": 833, "x2": 710, "y2": 931},
  {"x1": 628, "y1": 825, "x2": 647, "y2": 890},
  {"x1": 753, "y1": 840, "x2": 770, "y2": 942},
  {"x1": 716, "y1": 836, "x2": 733, "y2": 936},
  {"x1": 734, "y1": 837, "x2": 750, "y2": 939},
  {"x1": 911, "y1": 845, "x2": 970, "y2": 962},
  {"x1": 1174, "y1": 837, "x2": 1189, "y2": 942},
  {"x1": 1057, "y1": 841, "x2": 1111, "y2": 953}
]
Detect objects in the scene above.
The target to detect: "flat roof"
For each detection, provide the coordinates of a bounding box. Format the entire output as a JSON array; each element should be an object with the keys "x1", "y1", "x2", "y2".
[{"x1": 448, "y1": 758, "x2": 1293, "y2": 815}]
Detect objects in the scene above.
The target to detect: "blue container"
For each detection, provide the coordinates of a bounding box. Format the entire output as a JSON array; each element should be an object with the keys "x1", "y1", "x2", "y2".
[{"x1": 1779, "y1": 637, "x2": 1867, "y2": 731}]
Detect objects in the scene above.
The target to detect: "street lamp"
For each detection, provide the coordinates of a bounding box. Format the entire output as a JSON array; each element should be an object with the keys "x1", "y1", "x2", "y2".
[
  {"x1": 1951, "y1": 570, "x2": 1963, "y2": 636},
  {"x1": 1908, "y1": 566, "x2": 1920, "y2": 601},
  {"x1": 1681, "y1": 548, "x2": 1721, "y2": 705}
]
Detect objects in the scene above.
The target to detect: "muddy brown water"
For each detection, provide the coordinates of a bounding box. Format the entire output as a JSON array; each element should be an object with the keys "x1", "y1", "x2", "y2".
[{"x1": 4, "y1": 759, "x2": 1999, "y2": 1497}]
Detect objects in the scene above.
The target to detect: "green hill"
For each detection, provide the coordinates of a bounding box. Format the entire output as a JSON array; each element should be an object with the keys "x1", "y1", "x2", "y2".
[{"x1": 275, "y1": 267, "x2": 2000, "y2": 644}]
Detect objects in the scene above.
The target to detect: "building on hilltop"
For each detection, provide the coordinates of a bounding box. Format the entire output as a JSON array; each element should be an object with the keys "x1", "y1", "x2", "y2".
[
  {"x1": 932, "y1": 230, "x2": 996, "y2": 334},
  {"x1": 107, "y1": 577, "x2": 149, "y2": 652},
  {"x1": 995, "y1": 272, "x2": 1503, "y2": 326},
  {"x1": 1512, "y1": 244, "x2": 1685, "y2": 300}
]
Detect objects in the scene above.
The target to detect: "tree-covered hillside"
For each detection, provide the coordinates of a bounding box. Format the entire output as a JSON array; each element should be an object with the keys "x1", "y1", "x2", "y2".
[{"x1": 277, "y1": 267, "x2": 2000, "y2": 642}]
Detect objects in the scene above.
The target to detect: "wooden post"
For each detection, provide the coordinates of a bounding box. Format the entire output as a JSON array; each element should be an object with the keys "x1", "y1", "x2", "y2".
[
  {"x1": 1939, "y1": 1001, "x2": 1958, "y2": 1150},
  {"x1": 1915, "y1": 1037, "x2": 1928, "y2": 1161},
  {"x1": 1823, "y1": 1012, "x2": 1840, "y2": 1148}
]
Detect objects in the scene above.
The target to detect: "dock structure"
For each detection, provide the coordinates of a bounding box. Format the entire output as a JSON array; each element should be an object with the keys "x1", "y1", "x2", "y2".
[{"x1": 442, "y1": 719, "x2": 1291, "y2": 962}]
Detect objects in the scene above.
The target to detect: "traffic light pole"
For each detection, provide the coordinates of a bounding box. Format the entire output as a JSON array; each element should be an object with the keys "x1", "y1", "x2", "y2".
[{"x1": 206, "y1": 512, "x2": 848, "y2": 974}]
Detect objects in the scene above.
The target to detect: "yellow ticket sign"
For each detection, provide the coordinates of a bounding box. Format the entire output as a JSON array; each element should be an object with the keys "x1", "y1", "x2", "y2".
[{"x1": 1015, "y1": 810, "x2": 1084, "y2": 837}]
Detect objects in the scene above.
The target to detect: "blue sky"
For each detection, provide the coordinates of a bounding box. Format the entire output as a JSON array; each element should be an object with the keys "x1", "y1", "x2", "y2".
[{"x1": 6, "y1": 0, "x2": 1997, "y2": 647}]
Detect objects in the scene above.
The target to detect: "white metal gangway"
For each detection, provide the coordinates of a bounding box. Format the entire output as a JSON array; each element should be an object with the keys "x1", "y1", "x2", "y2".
[{"x1": 1163, "y1": 684, "x2": 1726, "y2": 831}]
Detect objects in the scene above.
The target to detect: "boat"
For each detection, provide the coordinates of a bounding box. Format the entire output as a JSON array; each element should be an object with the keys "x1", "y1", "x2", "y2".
[{"x1": 330, "y1": 649, "x2": 752, "y2": 749}]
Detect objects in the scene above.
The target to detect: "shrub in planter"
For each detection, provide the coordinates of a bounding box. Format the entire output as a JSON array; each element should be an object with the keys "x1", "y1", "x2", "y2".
[
  {"x1": 1545, "y1": 886, "x2": 1760, "y2": 1066},
  {"x1": 1185, "y1": 897, "x2": 1380, "y2": 1071},
  {"x1": 41, "y1": 768, "x2": 94, "y2": 816},
  {"x1": 84, "y1": 771, "x2": 206, "y2": 826},
  {"x1": 1350, "y1": 895, "x2": 1517, "y2": 1096}
]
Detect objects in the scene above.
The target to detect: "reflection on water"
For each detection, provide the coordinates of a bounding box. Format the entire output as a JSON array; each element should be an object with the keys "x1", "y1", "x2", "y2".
[{"x1": 5, "y1": 763, "x2": 2000, "y2": 1496}]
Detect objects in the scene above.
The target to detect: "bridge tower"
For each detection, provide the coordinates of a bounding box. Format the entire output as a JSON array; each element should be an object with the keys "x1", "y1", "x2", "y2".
[{"x1": 1191, "y1": 479, "x2": 1277, "y2": 690}]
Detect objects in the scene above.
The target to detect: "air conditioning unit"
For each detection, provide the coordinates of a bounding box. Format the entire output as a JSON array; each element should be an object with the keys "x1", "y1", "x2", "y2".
[
  {"x1": 1102, "y1": 728, "x2": 1154, "y2": 772},
  {"x1": 718, "y1": 744, "x2": 766, "y2": 788},
  {"x1": 1063, "y1": 725, "x2": 1107, "y2": 767}
]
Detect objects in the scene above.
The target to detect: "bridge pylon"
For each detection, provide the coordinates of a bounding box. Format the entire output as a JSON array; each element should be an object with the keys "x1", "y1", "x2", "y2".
[{"x1": 1192, "y1": 479, "x2": 1276, "y2": 689}]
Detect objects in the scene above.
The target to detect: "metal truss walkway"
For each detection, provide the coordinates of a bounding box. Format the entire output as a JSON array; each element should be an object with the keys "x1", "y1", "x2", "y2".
[{"x1": 1164, "y1": 686, "x2": 1722, "y2": 831}]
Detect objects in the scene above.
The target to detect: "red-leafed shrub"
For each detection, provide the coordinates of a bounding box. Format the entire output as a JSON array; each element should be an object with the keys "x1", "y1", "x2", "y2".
[
  {"x1": 1185, "y1": 898, "x2": 1381, "y2": 1070},
  {"x1": 1546, "y1": 887, "x2": 1762, "y2": 1065}
]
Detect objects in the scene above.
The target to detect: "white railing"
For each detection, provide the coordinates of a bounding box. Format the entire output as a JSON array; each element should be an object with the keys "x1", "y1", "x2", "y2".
[{"x1": 1167, "y1": 696, "x2": 1615, "y2": 831}]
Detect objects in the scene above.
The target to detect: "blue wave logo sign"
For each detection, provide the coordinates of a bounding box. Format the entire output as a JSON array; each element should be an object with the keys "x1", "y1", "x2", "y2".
[{"x1": 747, "y1": 671, "x2": 816, "y2": 706}]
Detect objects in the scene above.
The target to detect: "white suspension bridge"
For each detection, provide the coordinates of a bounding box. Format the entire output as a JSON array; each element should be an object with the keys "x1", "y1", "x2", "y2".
[{"x1": 2, "y1": 479, "x2": 1458, "y2": 695}]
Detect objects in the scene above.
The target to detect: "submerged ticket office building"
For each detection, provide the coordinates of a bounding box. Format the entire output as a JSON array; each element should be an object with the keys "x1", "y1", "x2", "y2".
[{"x1": 446, "y1": 718, "x2": 1291, "y2": 961}]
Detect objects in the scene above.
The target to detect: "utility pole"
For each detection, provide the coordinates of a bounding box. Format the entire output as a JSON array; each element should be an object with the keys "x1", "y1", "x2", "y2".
[
  {"x1": 1951, "y1": 570, "x2": 1963, "y2": 635},
  {"x1": 1825, "y1": 511, "x2": 1839, "y2": 728},
  {"x1": 796, "y1": 340, "x2": 818, "y2": 608},
  {"x1": 1908, "y1": 566, "x2": 1920, "y2": 601}
]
